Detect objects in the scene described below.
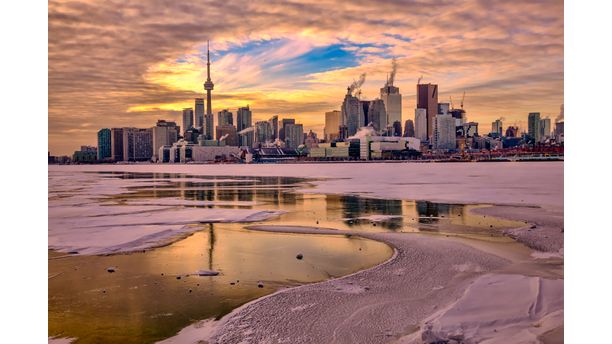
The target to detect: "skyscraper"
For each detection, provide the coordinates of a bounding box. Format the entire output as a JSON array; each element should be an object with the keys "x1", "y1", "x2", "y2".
[
  {"x1": 417, "y1": 83, "x2": 438, "y2": 141},
  {"x1": 218, "y1": 109, "x2": 233, "y2": 126},
  {"x1": 528, "y1": 112, "x2": 541, "y2": 142},
  {"x1": 491, "y1": 119, "x2": 503, "y2": 136},
  {"x1": 152, "y1": 120, "x2": 179, "y2": 161},
  {"x1": 285, "y1": 123, "x2": 304, "y2": 149},
  {"x1": 341, "y1": 88, "x2": 364, "y2": 137},
  {"x1": 195, "y1": 98, "x2": 204, "y2": 130},
  {"x1": 269, "y1": 115, "x2": 279, "y2": 140},
  {"x1": 122, "y1": 127, "x2": 153, "y2": 161},
  {"x1": 110, "y1": 128, "x2": 124, "y2": 161},
  {"x1": 204, "y1": 41, "x2": 215, "y2": 140},
  {"x1": 255, "y1": 121, "x2": 274, "y2": 144},
  {"x1": 97, "y1": 128, "x2": 111, "y2": 160},
  {"x1": 540, "y1": 118, "x2": 551, "y2": 139},
  {"x1": 433, "y1": 114, "x2": 456, "y2": 150},
  {"x1": 182, "y1": 108, "x2": 194, "y2": 136},
  {"x1": 367, "y1": 99, "x2": 387, "y2": 132},
  {"x1": 392, "y1": 121, "x2": 402, "y2": 137},
  {"x1": 414, "y1": 108, "x2": 428, "y2": 142},
  {"x1": 216, "y1": 125, "x2": 238, "y2": 146},
  {"x1": 403, "y1": 119, "x2": 415, "y2": 137},
  {"x1": 280, "y1": 118, "x2": 295, "y2": 141},
  {"x1": 237, "y1": 106, "x2": 252, "y2": 132},
  {"x1": 381, "y1": 85, "x2": 402, "y2": 129},
  {"x1": 324, "y1": 110, "x2": 341, "y2": 141}
]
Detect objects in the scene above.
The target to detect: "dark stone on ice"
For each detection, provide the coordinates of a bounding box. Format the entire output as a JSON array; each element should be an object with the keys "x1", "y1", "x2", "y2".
[
  {"x1": 296, "y1": 254, "x2": 303, "y2": 260},
  {"x1": 176, "y1": 276, "x2": 181, "y2": 280},
  {"x1": 257, "y1": 282, "x2": 264, "y2": 288},
  {"x1": 106, "y1": 267, "x2": 116, "y2": 273}
]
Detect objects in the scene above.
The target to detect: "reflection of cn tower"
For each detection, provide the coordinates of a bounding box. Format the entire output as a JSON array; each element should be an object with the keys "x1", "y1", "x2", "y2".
[
  {"x1": 203, "y1": 40, "x2": 215, "y2": 140},
  {"x1": 208, "y1": 223, "x2": 215, "y2": 270}
]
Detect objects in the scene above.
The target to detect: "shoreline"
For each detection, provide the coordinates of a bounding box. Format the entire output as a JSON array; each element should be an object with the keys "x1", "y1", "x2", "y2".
[{"x1": 162, "y1": 205, "x2": 564, "y2": 343}]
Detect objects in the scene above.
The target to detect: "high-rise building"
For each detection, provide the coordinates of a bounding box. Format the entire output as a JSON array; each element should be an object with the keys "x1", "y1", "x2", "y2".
[
  {"x1": 491, "y1": 119, "x2": 503, "y2": 136},
  {"x1": 237, "y1": 106, "x2": 252, "y2": 131},
  {"x1": 217, "y1": 109, "x2": 233, "y2": 127},
  {"x1": 433, "y1": 114, "x2": 456, "y2": 150},
  {"x1": 285, "y1": 123, "x2": 304, "y2": 149},
  {"x1": 122, "y1": 127, "x2": 153, "y2": 161},
  {"x1": 204, "y1": 41, "x2": 215, "y2": 140},
  {"x1": 280, "y1": 118, "x2": 295, "y2": 141},
  {"x1": 392, "y1": 121, "x2": 402, "y2": 137},
  {"x1": 505, "y1": 126, "x2": 518, "y2": 138},
  {"x1": 417, "y1": 83, "x2": 438, "y2": 141},
  {"x1": 540, "y1": 118, "x2": 551, "y2": 139},
  {"x1": 255, "y1": 121, "x2": 274, "y2": 144},
  {"x1": 414, "y1": 108, "x2": 428, "y2": 142},
  {"x1": 216, "y1": 125, "x2": 238, "y2": 146},
  {"x1": 268, "y1": 115, "x2": 279, "y2": 140},
  {"x1": 367, "y1": 99, "x2": 387, "y2": 132},
  {"x1": 403, "y1": 119, "x2": 415, "y2": 137},
  {"x1": 152, "y1": 120, "x2": 179, "y2": 161},
  {"x1": 195, "y1": 98, "x2": 205, "y2": 130},
  {"x1": 341, "y1": 88, "x2": 365, "y2": 137},
  {"x1": 528, "y1": 112, "x2": 541, "y2": 142},
  {"x1": 450, "y1": 108, "x2": 466, "y2": 126},
  {"x1": 110, "y1": 128, "x2": 124, "y2": 161},
  {"x1": 438, "y1": 103, "x2": 450, "y2": 116},
  {"x1": 380, "y1": 85, "x2": 402, "y2": 129},
  {"x1": 324, "y1": 110, "x2": 341, "y2": 142},
  {"x1": 97, "y1": 128, "x2": 111, "y2": 160},
  {"x1": 182, "y1": 108, "x2": 194, "y2": 136}
]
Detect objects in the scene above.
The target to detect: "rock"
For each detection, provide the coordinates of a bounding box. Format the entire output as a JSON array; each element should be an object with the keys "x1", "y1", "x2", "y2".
[
  {"x1": 530, "y1": 224, "x2": 537, "y2": 229},
  {"x1": 188, "y1": 289, "x2": 192, "y2": 293},
  {"x1": 176, "y1": 276, "x2": 181, "y2": 280},
  {"x1": 68, "y1": 251, "x2": 79, "y2": 255},
  {"x1": 257, "y1": 282, "x2": 264, "y2": 288},
  {"x1": 230, "y1": 282, "x2": 235, "y2": 285},
  {"x1": 196, "y1": 270, "x2": 219, "y2": 276},
  {"x1": 106, "y1": 267, "x2": 116, "y2": 273},
  {"x1": 296, "y1": 253, "x2": 303, "y2": 260}
]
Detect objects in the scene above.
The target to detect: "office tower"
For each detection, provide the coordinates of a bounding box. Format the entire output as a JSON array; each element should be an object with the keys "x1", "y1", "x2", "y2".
[
  {"x1": 216, "y1": 125, "x2": 238, "y2": 146},
  {"x1": 450, "y1": 108, "x2": 466, "y2": 126},
  {"x1": 110, "y1": 128, "x2": 124, "y2": 161},
  {"x1": 280, "y1": 118, "x2": 295, "y2": 141},
  {"x1": 218, "y1": 109, "x2": 233, "y2": 127},
  {"x1": 528, "y1": 112, "x2": 541, "y2": 142},
  {"x1": 540, "y1": 118, "x2": 551, "y2": 138},
  {"x1": 184, "y1": 127, "x2": 200, "y2": 143},
  {"x1": 403, "y1": 119, "x2": 415, "y2": 137},
  {"x1": 255, "y1": 121, "x2": 274, "y2": 143},
  {"x1": 438, "y1": 103, "x2": 450, "y2": 116},
  {"x1": 324, "y1": 110, "x2": 341, "y2": 141},
  {"x1": 338, "y1": 124, "x2": 348, "y2": 141},
  {"x1": 237, "y1": 106, "x2": 252, "y2": 131},
  {"x1": 414, "y1": 108, "x2": 428, "y2": 142},
  {"x1": 367, "y1": 99, "x2": 387, "y2": 132},
  {"x1": 555, "y1": 121, "x2": 564, "y2": 136},
  {"x1": 341, "y1": 88, "x2": 365, "y2": 137},
  {"x1": 182, "y1": 108, "x2": 194, "y2": 136},
  {"x1": 360, "y1": 100, "x2": 371, "y2": 126},
  {"x1": 392, "y1": 121, "x2": 402, "y2": 137},
  {"x1": 122, "y1": 128, "x2": 153, "y2": 161},
  {"x1": 433, "y1": 114, "x2": 456, "y2": 150},
  {"x1": 285, "y1": 123, "x2": 304, "y2": 149},
  {"x1": 152, "y1": 120, "x2": 179, "y2": 161},
  {"x1": 268, "y1": 115, "x2": 279, "y2": 140},
  {"x1": 204, "y1": 41, "x2": 215, "y2": 140},
  {"x1": 491, "y1": 119, "x2": 503, "y2": 136},
  {"x1": 380, "y1": 85, "x2": 402, "y2": 130},
  {"x1": 195, "y1": 98, "x2": 204, "y2": 130},
  {"x1": 417, "y1": 83, "x2": 438, "y2": 140},
  {"x1": 97, "y1": 128, "x2": 111, "y2": 160}
]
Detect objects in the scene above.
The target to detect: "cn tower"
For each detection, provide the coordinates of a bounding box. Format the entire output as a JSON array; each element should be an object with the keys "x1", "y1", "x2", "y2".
[{"x1": 203, "y1": 40, "x2": 215, "y2": 139}]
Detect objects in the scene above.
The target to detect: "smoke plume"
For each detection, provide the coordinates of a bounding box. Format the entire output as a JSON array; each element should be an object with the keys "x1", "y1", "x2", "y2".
[
  {"x1": 386, "y1": 58, "x2": 398, "y2": 87},
  {"x1": 348, "y1": 73, "x2": 367, "y2": 95},
  {"x1": 556, "y1": 104, "x2": 564, "y2": 122}
]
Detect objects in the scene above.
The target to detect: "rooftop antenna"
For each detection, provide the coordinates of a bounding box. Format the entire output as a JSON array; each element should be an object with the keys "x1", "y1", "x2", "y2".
[{"x1": 461, "y1": 91, "x2": 466, "y2": 109}]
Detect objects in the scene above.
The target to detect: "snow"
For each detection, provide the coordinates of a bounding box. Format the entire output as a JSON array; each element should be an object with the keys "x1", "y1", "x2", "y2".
[{"x1": 351, "y1": 214, "x2": 404, "y2": 222}]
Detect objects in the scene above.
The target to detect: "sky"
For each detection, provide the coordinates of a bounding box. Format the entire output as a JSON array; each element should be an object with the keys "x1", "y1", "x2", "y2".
[{"x1": 49, "y1": 0, "x2": 564, "y2": 155}]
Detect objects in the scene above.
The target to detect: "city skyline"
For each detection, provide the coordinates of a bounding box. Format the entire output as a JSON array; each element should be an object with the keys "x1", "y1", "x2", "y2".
[{"x1": 49, "y1": 0, "x2": 563, "y2": 155}]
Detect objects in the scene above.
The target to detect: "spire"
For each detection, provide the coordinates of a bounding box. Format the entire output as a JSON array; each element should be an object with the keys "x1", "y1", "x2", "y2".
[{"x1": 206, "y1": 40, "x2": 211, "y2": 80}]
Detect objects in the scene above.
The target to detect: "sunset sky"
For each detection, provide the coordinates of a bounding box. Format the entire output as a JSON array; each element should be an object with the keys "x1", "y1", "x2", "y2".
[{"x1": 48, "y1": 0, "x2": 563, "y2": 155}]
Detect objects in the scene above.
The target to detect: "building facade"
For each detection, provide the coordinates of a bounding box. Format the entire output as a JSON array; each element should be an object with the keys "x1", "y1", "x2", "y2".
[
  {"x1": 110, "y1": 128, "x2": 124, "y2": 161},
  {"x1": 433, "y1": 114, "x2": 456, "y2": 150},
  {"x1": 216, "y1": 125, "x2": 239, "y2": 146},
  {"x1": 403, "y1": 119, "x2": 415, "y2": 137},
  {"x1": 217, "y1": 109, "x2": 233, "y2": 127},
  {"x1": 285, "y1": 123, "x2": 304, "y2": 149},
  {"x1": 324, "y1": 110, "x2": 341, "y2": 142},
  {"x1": 195, "y1": 98, "x2": 205, "y2": 130},
  {"x1": 182, "y1": 108, "x2": 194, "y2": 136},
  {"x1": 416, "y1": 83, "x2": 438, "y2": 141},
  {"x1": 341, "y1": 88, "x2": 364, "y2": 137},
  {"x1": 97, "y1": 128, "x2": 112, "y2": 160},
  {"x1": 414, "y1": 108, "x2": 428, "y2": 142},
  {"x1": 122, "y1": 128, "x2": 153, "y2": 161},
  {"x1": 528, "y1": 112, "x2": 541, "y2": 142},
  {"x1": 380, "y1": 85, "x2": 402, "y2": 129},
  {"x1": 255, "y1": 121, "x2": 274, "y2": 144},
  {"x1": 367, "y1": 99, "x2": 387, "y2": 132},
  {"x1": 152, "y1": 120, "x2": 179, "y2": 161},
  {"x1": 279, "y1": 118, "x2": 295, "y2": 141}
]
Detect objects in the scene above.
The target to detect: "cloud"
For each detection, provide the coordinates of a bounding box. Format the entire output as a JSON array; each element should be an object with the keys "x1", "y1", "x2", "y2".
[{"x1": 49, "y1": 0, "x2": 563, "y2": 154}]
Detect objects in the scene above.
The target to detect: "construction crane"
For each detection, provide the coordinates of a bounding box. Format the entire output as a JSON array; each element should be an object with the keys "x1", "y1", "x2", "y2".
[
  {"x1": 450, "y1": 96, "x2": 454, "y2": 109},
  {"x1": 460, "y1": 91, "x2": 466, "y2": 109}
]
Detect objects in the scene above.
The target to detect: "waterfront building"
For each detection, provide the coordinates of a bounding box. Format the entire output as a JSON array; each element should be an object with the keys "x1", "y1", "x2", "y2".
[
  {"x1": 403, "y1": 119, "x2": 415, "y2": 137},
  {"x1": 122, "y1": 127, "x2": 153, "y2": 161},
  {"x1": 279, "y1": 118, "x2": 295, "y2": 141},
  {"x1": 73, "y1": 146, "x2": 97, "y2": 163},
  {"x1": 505, "y1": 126, "x2": 518, "y2": 138},
  {"x1": 367, "y1": 99, "x2": 387, "y2": 132},
  {"x1": 110, "y1": 128, "x2": 124, "y2": 161},
  {"x1": 152, "y1": 120, "x2": 179, "y2": 161},
  {"x1": 528, "y1": 112, "x2": 541, "y2": 142},
  {"x1": 341, "y1": 88, "x2": 365, "y2": 137},
  {"x1": 438, "y1": 103, "x2": 450, "y2": 116},
  {"x1": 255, "y1": 120, "x2": 274, "y2": 144},
  {"x1": 492, "y1": 119, "x2": 503, "y2": 136},
  {"x1": 182, "y1": 108, "x2": 194, "y2": 136},
  {"x1": 269, "y1": 115, "x2": 279, "y2": 140},
  {"x1": 414, "y1": 108, "x2": 428, "y2": 142},
  {"x1": 433, "y1": 114, "x2": 456, "y2": 150},
  {"x1": 450, "y1": 108, "x2": 466, "y2": 126},
  {"x1": 540, "y1": 118, "x2": 551, "y2": 139},
  {"x1": 417, "y1": 83, "x2": 438, "y2": 141},
  {"x1": 324, "y1": 110, "x2": 341, "y2": 142},
  {"x1": 216, "y1": 124, "x2": 239, "y2": 146},
  {"x1": 97, "y1": 128, "x2": 111, "y2": 160}
]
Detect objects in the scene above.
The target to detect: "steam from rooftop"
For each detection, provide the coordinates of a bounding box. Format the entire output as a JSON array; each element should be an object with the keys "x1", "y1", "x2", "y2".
[
  {"x1": 385, "y1": 58, "x2": 398, "y2": 87},
  {"x1": 348, "y1": 73, "x2": 367, "y2": 96}
]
